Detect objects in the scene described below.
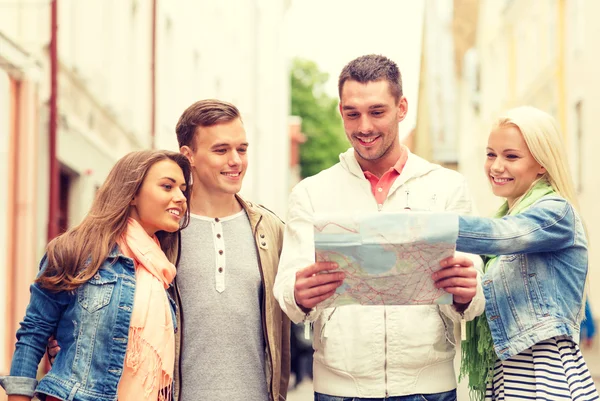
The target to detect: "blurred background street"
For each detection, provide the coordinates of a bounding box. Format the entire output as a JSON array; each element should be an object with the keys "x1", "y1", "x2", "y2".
[{"x1": 1, "y1": 0, "x2": 599, "y2": 400}]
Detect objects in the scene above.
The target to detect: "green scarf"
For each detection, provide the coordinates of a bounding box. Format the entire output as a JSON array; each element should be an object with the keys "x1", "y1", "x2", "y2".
[{"x1": 459, "y1": 179, "x2": 555, "y2": 401}]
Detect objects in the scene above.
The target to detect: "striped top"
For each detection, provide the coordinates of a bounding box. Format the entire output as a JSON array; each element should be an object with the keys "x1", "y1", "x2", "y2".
[{"x1": 486, "y1": 336, "x2": 599, "y2": 400}]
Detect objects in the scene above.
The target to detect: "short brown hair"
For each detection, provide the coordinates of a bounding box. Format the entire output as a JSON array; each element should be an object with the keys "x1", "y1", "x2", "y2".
[
  {"x1": 176, "y1": 99, "x2": 242, "y2": 149},
  {"x1": 338, "y1": 54, "x2": 403, "y2": 102}
]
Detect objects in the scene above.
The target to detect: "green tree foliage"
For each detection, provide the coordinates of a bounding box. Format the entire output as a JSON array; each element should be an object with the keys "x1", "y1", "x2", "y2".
[{"x1": 291, "y1": 58, "x2": 348, "y2": 178}]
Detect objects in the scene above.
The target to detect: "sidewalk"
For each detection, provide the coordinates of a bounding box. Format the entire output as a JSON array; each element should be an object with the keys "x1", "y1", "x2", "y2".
[
  {"x1": 287, "y1": 378, "x2": 313, "y2": 401},
  {"x1": 582, "y1": 339, "x2": 600, "y2": 386}
]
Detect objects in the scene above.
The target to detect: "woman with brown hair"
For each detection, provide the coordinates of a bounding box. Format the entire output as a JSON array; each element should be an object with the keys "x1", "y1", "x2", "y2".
[{"x1": 0, "y1": 149, "x2": 191, "y2": 401}]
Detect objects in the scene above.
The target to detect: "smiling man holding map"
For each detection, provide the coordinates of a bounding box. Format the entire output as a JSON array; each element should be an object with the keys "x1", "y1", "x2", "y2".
[{"x1": 273, "y1": 54, "x2": 484, "y2": 401}]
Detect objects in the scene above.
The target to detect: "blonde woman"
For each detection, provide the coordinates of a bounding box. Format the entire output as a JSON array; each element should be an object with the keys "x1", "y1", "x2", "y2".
[
  {"x1": 434, "y1": 106, "x2": 599, "y2": 400},
  {"x1": 0, "y1": 150, "x2": 191, "y2": 401}
]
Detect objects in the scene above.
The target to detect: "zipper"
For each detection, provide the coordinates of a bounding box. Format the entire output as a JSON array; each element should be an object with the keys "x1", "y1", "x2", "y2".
[
  {"x1": 436, "y1": 307, "x2": 458, "y2": 346},
  {"x1": 318, "y1": 308, "x2": 337, "y2": 342},
  {"x1": 167, "y1": 286, "x2": 178, "y2": 334},
  {"x1": 174, "y1": 278, "x2": 184, "y2": 400},
  {"x1": 430, "y1": 194, "x2": 437, "y2": 210},
  {"x1": 303, "y1": 313, "x2": 311, "y2": 340},
  {"x1": 173, "y1": 232, "x2": 184, "y2": 401},
  {"x1": 254, "y1": 214, "x2": 275, "y2": 401},
  {"x1": 384, "y1": 305, "x2": 389, "y2": 398}
]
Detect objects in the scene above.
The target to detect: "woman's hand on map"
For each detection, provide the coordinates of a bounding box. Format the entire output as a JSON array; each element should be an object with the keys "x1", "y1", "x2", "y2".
[
  {"x1": 295, "y1": 262, "x2": 345, "y2": 311},
  {"x1": 432, "y1": 255, "x2": 478, "y2": 307}
]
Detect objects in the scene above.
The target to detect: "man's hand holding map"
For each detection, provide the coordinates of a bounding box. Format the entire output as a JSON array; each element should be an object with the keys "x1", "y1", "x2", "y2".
[{"x1": 313, "y1": 211, "x2": 459, "y2": 309}]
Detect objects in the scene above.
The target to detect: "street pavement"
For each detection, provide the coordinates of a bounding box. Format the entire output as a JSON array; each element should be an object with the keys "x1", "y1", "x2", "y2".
[{"x1": 287, "y1": 378, "x2": 313, "y2": 401}]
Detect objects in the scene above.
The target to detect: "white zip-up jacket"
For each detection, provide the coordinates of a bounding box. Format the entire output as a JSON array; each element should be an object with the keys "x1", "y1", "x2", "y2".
[{"x1": 274, "y1": 147, "x2": 485, "y2": 398}]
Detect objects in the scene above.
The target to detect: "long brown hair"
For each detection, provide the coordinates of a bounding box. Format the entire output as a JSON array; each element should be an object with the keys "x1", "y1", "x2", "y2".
[{"x1": 37, "y1": 150, "x2": 192, "y2": 292}]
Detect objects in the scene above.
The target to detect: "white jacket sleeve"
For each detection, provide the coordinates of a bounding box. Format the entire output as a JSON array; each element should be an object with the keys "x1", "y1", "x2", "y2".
[
  {"x1": 273, "y1": 183, "x2": 322, "y2": 324},
  {"x1": 439, "y1": 175, "x2": 486, "y2": 323},
  {"x1": 439, "y1": 252, "x2": 485, "y2": 322}
]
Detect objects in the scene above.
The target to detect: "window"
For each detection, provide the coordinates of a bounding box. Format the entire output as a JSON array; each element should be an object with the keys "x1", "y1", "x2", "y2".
[{"x1": 59, "y1": 169, "x2": 72, "y2": 234}]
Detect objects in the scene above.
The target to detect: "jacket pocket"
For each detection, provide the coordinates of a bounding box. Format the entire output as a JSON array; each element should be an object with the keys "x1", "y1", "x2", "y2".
[
  {"x1": 483, "y1": 277, "x2": 509, "y2": 337},
  {"x1": 77, "y1": 273, "x2": 117, "y2": 313},
  {"x1": 528, "y1": 273, "x2": 550, "y2": 318},
  {"x1": 313, "y1": 306, "x2": 380, "y2": 375}
]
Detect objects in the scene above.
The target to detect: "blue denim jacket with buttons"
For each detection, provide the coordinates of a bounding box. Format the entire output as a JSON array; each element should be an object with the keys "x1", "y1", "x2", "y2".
[
  {"x1": 455, "y1": 196, "x2": 587, "y2": 360},
  {"x1": 0, "y1": 247, "x2": 177, "y2": 401}
]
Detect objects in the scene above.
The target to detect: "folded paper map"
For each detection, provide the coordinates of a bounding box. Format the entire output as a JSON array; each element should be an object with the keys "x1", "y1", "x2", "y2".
[{"x1": 314, "y1": 211, "x2": 458, "y2": 308}]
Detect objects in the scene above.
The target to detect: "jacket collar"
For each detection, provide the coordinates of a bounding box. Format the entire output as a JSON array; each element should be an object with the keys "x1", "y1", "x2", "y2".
[
  {"x1": 339, "y1": 146, "x2": 440, "y2": 187},
  {"x1": 173, "y1": 194, "x2": 263, "y2": 268},
  {"x1": 107, "y1": 244, "x2": 122, "y2": 259},
  {"x1": 235, "y1": 193, "x2": 262, "y2": 231}
]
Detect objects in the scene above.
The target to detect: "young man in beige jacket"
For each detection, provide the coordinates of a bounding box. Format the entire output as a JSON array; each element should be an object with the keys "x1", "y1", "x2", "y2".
[{"x1": 171, "y1": 99, "x2": 290, "y2": 401}]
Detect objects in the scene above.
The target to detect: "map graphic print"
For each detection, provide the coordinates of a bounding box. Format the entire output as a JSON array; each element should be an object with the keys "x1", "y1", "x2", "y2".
[{"x1": 314, "y1": 211, "x2": 458, "y2": 308}]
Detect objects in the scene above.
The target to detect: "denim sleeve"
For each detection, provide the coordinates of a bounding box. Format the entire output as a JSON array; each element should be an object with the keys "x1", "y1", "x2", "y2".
[
  {"x1": 1, "y1": 257, "x2": 71, "y2": 395},
  {"x1": 456, "y1": 198, "x2": 575, "y2": 255}
]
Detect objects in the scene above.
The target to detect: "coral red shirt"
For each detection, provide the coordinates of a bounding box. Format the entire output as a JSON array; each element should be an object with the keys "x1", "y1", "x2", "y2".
[{"x1": 363, "y1": 146, "x2": 409, "y2": 209}]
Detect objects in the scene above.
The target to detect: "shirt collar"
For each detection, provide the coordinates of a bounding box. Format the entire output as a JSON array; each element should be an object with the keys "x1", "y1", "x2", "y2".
[{"x1": 363, "y1": 145, "x2": 409, "y2": 178}]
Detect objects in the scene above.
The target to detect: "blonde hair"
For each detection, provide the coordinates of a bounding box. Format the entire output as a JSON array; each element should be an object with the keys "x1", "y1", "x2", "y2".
[
  {"x1": 496, "y1": 106, "x2": 589, "y2": 315},
  {"x1": 495, "y1": 106, "x2": 579, "y2": 211}
]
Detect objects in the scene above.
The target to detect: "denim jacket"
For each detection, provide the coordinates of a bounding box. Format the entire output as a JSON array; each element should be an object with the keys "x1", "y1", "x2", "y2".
[
  {"x1": 0, "y1": 248, "x2": 177, "y2": 401},
  {"x1": 455, "y1": 196, "x2": 587, "y2": 360}
]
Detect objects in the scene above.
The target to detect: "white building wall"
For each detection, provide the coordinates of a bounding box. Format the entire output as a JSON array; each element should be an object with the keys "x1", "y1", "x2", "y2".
[
  {"x1": 459, "y1": 0, "x2": 562, "y2": 217},
  {"x1": 456, "y1": 48, "x2": 501, "y2": 215},
  {"x1": 155, "y1": 0, "x2": 291, "y2": 217},
  {"x1": 249, "y1": 0, "x2": 290, "y2": 217},
  {"x1": 0, "y1": 70, "x2": 9, "y2": 374},
  {"x1": 52, "y1": 0, "x2": 153, "y2": 225},
  {"x1": 459, "y1": 0, "x2": 600, "y2": 314},
  {"x1": 0, "y1": 0, "x2": 292, "y2": 250},
  {"x1": 423, "y1": 0, "x2": 459, "y2": 164},
  {"x1": 59, "y1": 0, "x2": 152, "y2": 145},
  {"x1": 0, "y1": 0, "x2": 291, "y2": 380},
  {"x1": 0, "y1": 6, "x2": 46, "y2": 374},
  {"x1": 568, "y1": 0, "x2": 600, "y2": 310},
  {"x1": 456, "y1": 0, "x2": 507, "y2": 216}
]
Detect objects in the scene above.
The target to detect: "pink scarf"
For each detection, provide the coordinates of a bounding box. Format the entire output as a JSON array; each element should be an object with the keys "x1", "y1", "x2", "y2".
[{"x1": 116, "y1": 218, "x2": 176, "y2": 401}]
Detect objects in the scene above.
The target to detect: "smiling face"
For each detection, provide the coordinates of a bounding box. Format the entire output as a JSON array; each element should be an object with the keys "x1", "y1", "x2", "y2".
[
  {"x1": 339, "y1": 79, "x2": 407, "y2": 174},
  {"x1": 129, "y1": 159, "x2": 188, "y2": 236},
  {"x1": 485, "y1": 124, "x2": 546, "y2": 207},
  {"x1": 181, "y1": 118, "x2": 248, "y2": 199}
]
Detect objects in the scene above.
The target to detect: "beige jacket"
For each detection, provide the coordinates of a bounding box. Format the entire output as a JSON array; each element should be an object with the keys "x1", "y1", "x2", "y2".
[{"x1": 169, "y1": 195, "x2": 290, "y2": 401}]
